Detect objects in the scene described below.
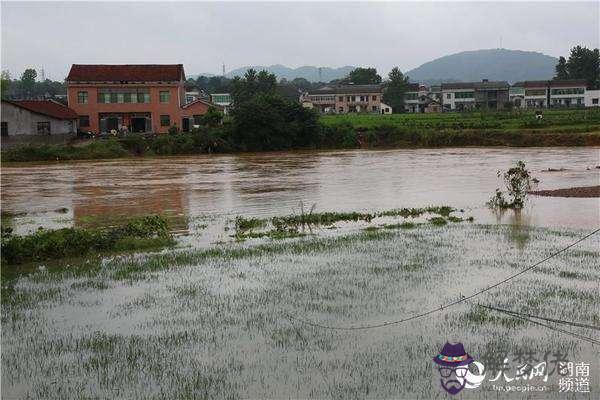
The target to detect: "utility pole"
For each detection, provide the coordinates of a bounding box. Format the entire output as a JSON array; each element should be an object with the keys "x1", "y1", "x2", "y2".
[{"x1": 222, "y1": 63, "x2": 225, "y2": 77}]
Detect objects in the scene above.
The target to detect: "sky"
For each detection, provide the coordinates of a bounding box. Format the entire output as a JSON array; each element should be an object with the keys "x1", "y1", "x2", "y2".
[{"x1": 1, "y1": 1, "x2": 599, "y2": 81}]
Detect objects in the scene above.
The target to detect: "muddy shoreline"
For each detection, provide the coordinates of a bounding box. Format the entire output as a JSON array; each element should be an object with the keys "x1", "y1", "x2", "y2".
[{"x1": 529, "y1": 185, "x2": 600, "y2": 198}]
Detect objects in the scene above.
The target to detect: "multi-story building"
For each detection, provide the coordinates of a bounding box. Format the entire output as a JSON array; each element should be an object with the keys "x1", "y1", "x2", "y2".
[
  {"x1": 511, "y1": 80, "x2": 587, "y2": 108},
  {"x1": 301, "y1": 84, "x2": 391, "y2": 114},
  {"x1": 441, "y1": 80, "x2": 509, "y2": 111},
  {"x1": 66, "y1": 64, "x2": 216, "y2": 134}
]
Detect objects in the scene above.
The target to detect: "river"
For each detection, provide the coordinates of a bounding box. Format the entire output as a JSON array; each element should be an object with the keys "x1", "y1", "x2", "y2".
[{"x1": 1, "y1": 147, "x2": 599, "y2": 239}]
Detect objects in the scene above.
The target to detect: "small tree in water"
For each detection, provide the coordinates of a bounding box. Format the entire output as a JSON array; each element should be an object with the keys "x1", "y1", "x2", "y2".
[{"x1": 488, "y1": 161, "x2": 536, "y2": 209}]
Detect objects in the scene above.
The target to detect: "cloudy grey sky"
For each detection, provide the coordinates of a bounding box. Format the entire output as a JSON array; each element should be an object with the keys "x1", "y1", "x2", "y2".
[{"x1": 1, "y1": 1, "x2": 599, "y2": 80}]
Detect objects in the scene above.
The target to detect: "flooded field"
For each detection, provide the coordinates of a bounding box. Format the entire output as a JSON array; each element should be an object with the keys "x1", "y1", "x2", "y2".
[{"x1": 2, "y1": 147, "x2": 599, "y2": 399}]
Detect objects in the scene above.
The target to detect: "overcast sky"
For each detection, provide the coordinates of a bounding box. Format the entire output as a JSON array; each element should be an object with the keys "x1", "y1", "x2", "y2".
[{"x1": 1, "y1": 1, "x2": 599, "y2": 80}]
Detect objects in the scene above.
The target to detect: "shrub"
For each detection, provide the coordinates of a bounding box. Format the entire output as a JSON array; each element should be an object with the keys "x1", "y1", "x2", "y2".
[{"x1": 488, "y1": 161, "x2": 536, "y2": 209}]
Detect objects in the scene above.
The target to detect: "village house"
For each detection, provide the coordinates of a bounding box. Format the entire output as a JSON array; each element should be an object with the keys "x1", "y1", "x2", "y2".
[
  {"x1": 66, "y1": 64, "x2": 217, "y2": 134},
  {"x1": 301, "y1": 84, "x2": 391, "y2": 114},
  {"x1": 441, "y1": 80, "x2": 510, "y2": 111},
  {"x1": 511, "y1": 80, "x2": 588, "y2": 108},
  {"x1": 1, "y1": 99, "x2": 78, "y2": 136}
]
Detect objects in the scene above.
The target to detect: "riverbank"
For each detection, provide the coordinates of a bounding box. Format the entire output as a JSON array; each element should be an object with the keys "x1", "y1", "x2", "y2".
[{"x1": 3, "y1": 109, "x2": 600, "y2": 162}]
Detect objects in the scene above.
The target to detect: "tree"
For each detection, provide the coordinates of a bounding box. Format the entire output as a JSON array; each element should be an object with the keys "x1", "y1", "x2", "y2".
[
  {"x1": 487, "y1": 161, "x2": 536, "y2": 210},
  {"x1": 1, "y1": 70, "x2": 10, "y2": 99},
  {"x1": 554, "y1": 56, "x2": 568, "y2": 79},
  {"x1": 342, "y1": 67, "x2": 382, "y2": 85},
  {"x1": 201, "y1": 106, "x2": 223, "y2": 127},
  {"x1": 554, "y1": 45, "x2": 600, "y2": 89},
  {"x1": 230, "y1": 69, "x2": 277, "y2": 106},
  {"x1": 383, "y1": 67, "x2": 410, "y2": 113},
  {"x1": 20, "y1": 68, "x2": 37, "y2": 98},
  {"x1": 230, "y1": 93, "x2": 319, "y2": 151}
]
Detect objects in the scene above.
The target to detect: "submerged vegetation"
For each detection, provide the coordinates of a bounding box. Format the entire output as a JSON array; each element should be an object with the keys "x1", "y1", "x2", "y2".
[
  {"x1": 1, "y1": 215, "x2": 173, "y2": 265},
  {"x1": 3, "y1": 109, "x2": 600, "y2": 162},
  {"x1": 2, "y1": 224, "x2": 598, "y2": 398}
]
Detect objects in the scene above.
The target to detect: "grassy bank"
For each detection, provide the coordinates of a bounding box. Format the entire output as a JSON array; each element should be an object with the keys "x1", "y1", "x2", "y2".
[
  {"x1": 1, "y1": 215, "x2": 174, "y2": 266},
  {"x1": 2, "y1": 109, "x2": 600, "y2": 162},
  {"x1": 2, "y1": 224, "x2": 598, "y2": 398}
]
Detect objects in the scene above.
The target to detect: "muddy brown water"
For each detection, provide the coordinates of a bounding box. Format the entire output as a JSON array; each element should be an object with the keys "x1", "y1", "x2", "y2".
[{"x1": 1, "y1": 147, "x2": 599, "y2": 239}]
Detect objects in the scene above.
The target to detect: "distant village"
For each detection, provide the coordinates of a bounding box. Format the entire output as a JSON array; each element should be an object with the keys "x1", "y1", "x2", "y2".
[{"x1": 1, "y1": 63, "x2": 599, "y2": 144}]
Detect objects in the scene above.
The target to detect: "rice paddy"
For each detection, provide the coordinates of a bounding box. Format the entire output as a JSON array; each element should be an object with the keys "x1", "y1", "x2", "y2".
[{"x1": 2, "y1": 223, "x2": 598, "y2": 399}]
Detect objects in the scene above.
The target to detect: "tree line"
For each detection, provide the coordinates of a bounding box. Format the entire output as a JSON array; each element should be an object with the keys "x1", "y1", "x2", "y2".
[
  {"x1": 554, "y1": 45, "x2": 599, "y2": 89},
  {"x1": 1, "y1": 69, "x2": 67, "y2": 101}
]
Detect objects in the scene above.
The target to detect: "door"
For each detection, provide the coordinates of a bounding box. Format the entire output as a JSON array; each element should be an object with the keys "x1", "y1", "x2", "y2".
[
  {"x1": 106, "y1": 117, "x2": 119, "y2": 131},
  {"x1": 182, "y1": 118, "x2": 190, "y2": 132},
  {"x1": 1, "y1": 122, "x2": 7, "y2": 137}
]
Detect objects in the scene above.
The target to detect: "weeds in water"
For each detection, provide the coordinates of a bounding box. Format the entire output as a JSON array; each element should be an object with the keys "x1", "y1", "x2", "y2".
[
  {"x1": 428, "y1": 217, "x2": 448, "y2": 226},
  {"x1": 1, "y1": 215, "x2": 173, "y2": 265}
]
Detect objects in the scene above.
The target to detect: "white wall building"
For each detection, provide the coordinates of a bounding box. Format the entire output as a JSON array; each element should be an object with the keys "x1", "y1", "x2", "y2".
[{"x1": 585, "y1": 89, "x2": 600, "y2": 107}]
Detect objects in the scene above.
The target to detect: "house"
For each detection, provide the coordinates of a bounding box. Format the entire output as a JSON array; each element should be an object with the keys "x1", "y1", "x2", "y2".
[
  {"x1": 65, "y1": 64, "x2": 216, "y2": 134},
  {"x1": 301, "y1": 84, "x2": 386, "y2": 114},
  {"x1": 403, "y1": 83, "x2": 421, "y2": 113},
  {"x1": 511, "y1": 80, "x2": 587, "y2": 108},
  {"x1": 1, "y1": 99, "x2": 78, "y2": 137},
  {"x1": 585, "y1": 89, "x2": 600, "y2": 107},
  {"x1": 180, "y1": 99, "x2": 223, "y2": 131},
  {"x1": 441, "y1": 80, "x2": 510, "y2": 111},
  {"x1": 210, "y1": 93, "x2": 232, "y2": 115}
]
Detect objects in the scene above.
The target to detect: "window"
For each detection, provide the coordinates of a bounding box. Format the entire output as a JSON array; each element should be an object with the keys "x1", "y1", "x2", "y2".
[
  {"x1": 405, "y1": 92, "x2": 418, "y2": 100},
  {"x1": 372, "y1": 106, "x2": 378, "y2": 112},
  {"x1": 77, "y1": 91, "x2": 88, "y2": 104},
  {"x1": 525, "y1": 89, "x2": 546, "y2": 96},
  {"x1": 338, "y1": 96, "x2": 343, "y2": 102},
  {"x1": 1, "y1": 122, "x2": 7, "y2": 137},
  {"x1": 37, "y1": 121, "x2": 51, "y2": 135},
  {"x1": 97, "y1": 88, "x2": 150, "y2": 103},
  {"x1": 159, "y1": 91, "x2": 171, "y2": 103},
  {"x1": 593, "y1": 98, "x2": 599, "y2": 105},
  {"x1": 193, "y1": 115, "x2": 202, "y2": 125},
  {"x1": 455, "y1": 91, "x2": 474, "y2": 99},
  {"x1": 372, "y1": 95, "x2": 377, "y2": 101},
  {"x1": 446, "y1": 93, "x2": 451, "y2": 99},
  {"x1": 551, "y1": 87, "x2": 584, "y2": 95},
  {"x1": 160, "y1": 115, "x2": 170, "y2": 127},
  {"x1": 79, "y1": 116, "x2": 90, "y2": 127}
]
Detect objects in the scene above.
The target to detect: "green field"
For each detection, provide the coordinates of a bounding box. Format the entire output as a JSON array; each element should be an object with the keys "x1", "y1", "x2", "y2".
[{"x1": 320, "y1": 108, "x2": 600, "y2": 131}]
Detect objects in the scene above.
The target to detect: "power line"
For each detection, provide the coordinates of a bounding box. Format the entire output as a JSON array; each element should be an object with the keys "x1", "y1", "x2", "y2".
[
  {"x1": 477, "y1": 303, "x2": 600, "y2": 332},
  {"x1": 477, "y1": 304, "x2": 600, "y2": 346},
  {"x1": 285, "y1": 227, "x2": 600, "y2": 331}
]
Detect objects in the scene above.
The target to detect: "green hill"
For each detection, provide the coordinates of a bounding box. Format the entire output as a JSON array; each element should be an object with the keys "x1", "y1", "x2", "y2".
[{"x1": 406, "y1": 49, "x2": 558, "y2": 84}]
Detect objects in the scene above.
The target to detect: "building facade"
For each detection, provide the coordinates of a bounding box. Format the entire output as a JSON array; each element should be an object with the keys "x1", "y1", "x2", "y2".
[
  {"x1": 585, "y1": 89, "x2": 600, "y2": 107},
  {"x1": 301, "y1": 84, "x2": 387, "y2": 114},
  {"x1": 441, "y1": 80, "x2": 510, "y2": 111},
  {"x1": 210, "y1": 93, "x2": 232, "y2": 115},
  {"x1": 511, "y1": 80, "x2": 587, "y2": 108},
  {"x1": 66, "y1": 64, "x2": 188, "y2": 134}
]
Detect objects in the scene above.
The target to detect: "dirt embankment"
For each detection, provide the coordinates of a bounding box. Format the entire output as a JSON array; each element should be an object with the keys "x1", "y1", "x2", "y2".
[{"x1": 529, "y1": 185, "x2": 600, "y2": 198}]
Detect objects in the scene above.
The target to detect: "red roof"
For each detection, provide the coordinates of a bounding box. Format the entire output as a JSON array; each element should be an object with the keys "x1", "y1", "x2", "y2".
[
  {"x1": 66, "y1": 64, "x2": 185, "y2": 82},
  {"x1": 3, "y1": 100, "x2": 78, "y2": 120}
]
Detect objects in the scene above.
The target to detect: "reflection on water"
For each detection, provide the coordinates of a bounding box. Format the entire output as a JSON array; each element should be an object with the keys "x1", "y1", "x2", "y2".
[{"x1": 1, "y1": 147, "x2": 599, "y2": 238}]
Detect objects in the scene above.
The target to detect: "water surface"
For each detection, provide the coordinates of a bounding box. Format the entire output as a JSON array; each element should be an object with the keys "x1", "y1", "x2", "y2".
[{"x1": 2, "y1": 147, "x2": 599, "y2": 238}]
